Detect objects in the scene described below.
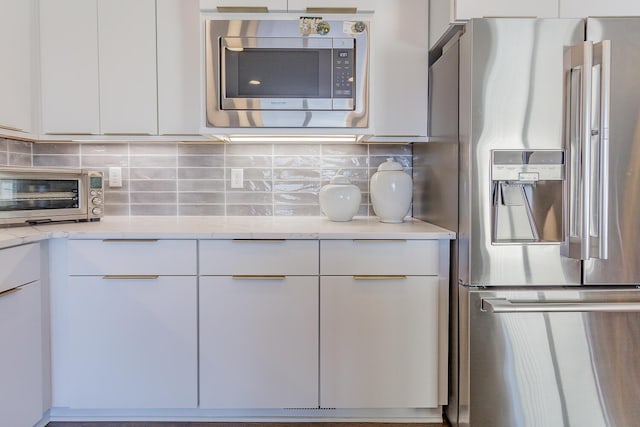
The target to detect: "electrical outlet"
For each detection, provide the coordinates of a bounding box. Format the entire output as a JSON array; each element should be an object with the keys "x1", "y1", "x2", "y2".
[
  {"x1": 231, "y1": 168, "x2": 244, "y2": 189},
  {"x1": 108, "y1": 167, "x2": 122, "y2": 188}
]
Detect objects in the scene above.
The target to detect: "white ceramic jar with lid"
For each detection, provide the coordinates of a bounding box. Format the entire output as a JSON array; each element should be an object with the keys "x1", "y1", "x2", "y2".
[
  {"x1": 370, "y1": 158, "x2": 412, "y2": 223},
  {"x1": 319, "y1": 175, "x2": 361, "y2": 222}
]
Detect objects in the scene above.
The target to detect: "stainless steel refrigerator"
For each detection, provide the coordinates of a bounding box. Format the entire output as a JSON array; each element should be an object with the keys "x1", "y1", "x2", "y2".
[{"x1": 415, "y1": 17, "x2": 640, "y2": 427}]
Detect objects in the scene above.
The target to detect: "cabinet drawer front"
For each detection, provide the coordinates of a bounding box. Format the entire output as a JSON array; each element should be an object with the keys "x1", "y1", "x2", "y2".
[
  {"x1": 0, "y1": 243, "x2": 40, "y2": 293},
  {"x1": 199, "y1": 240, "x2": 319, "y2": 275},
  {"x1": 320, "y1": 240, "x2": 439, "y2": 275},
  {"x1": 67, "y1": 239, "x2": 197, "y2": 275}
]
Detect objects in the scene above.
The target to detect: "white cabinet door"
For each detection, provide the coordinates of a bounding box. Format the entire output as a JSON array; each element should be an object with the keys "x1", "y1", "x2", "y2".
[
  {"x1": 51, "y1": 275, "x2": 198, "y2": 408},
  {"x1": 320, "y1": 276, "x2": 440, "y2": 408},
  {"x1": 199, "y1": 276, "x2": 319, "y2": 408},
  {"x1": 429, "y1": 0, "x2": 453, "y2": 49},
  {"x1": 560, "y1": 0, "x2": 640, "y2": 17},
  {"x1": 157, "y1": 0, "x2": 202, "y2": 135},
  {"x1": 287, "y1": 0, "x2": 374, "y2": 12},
  {"x1": 0, "y1": 281, "x2": 43, "y2": 427},
  {"x1": 0, "y1": 0, "x2": 34, "y2": 134},
  {"x1": 98, "y1": 0, "x2": 157, "y2": 134},
  {"x1": 370, "y1": 0, "x2": 429, "y2": 138},
  {"x1": 200, "y1": 0, "x2": 287, "y2": 12},
  {"x1": 453, "y1": 0, "x2": 559, "y2": 20},
  {"x1": 39, "y1": 0, "x2": 100, "y2": 134}
]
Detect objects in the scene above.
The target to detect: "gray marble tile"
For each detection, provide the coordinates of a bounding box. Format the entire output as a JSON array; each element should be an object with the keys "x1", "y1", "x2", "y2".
[
  {"x1": 273, "y1": 144, "x2": 321, "y2": 156},
  {"x1": 226, "y1": 204, "x2": 273, "y2": 216},
  {"x1": 0, "y1": 139, "x2": 7, "y2": 151},
  {"x1": 130, "y1": 155, "x2": 177, "y2": 168},
  {"x1": 178, "y1": 144, "x2": 225, "y2": 155},
  {"x1": 7, "y1": 140, "x2": 32, "y2": 154},
  {"x1": 321, "y1": 168, "x2": 369, "y2": 181},
  {"x1": 33, "y1": 154, "x2": 81, "y2": 168},
  {"x1": 273, "y1": 169, "x2": 321, "y2": 180},
  {"x1": 273, "y1": 155, "x2": 321, "y2": 168},
  {"x1": 368, "y1": 143, "x2": 412, "y2": 156},
  {"x1": 129, "y1": 143, "x2": 176, "y2": 156},
  {"x1": 320, "y1": 156, "x2": 368, "y2": 168},
  {"x1": 273, "y1": 181, "x2": 322, "y2": 192},
  {"x1": 274, "y1": 193, "x2": 320, "y2": 204},
  {"x1": 178, "y1": 179, "x2": 225, "y2": 192},
  {"x1": 104, "y1": 205, "x2": 130, "y2": 216},
  {"x1": 226, "y1": 155, "x2": 272, "y2": 168},
  {"x1": 130, "y1": 192, "x2": 177, "y2": 204},
  {"x1": 225, "y1": 180, "x2": 272, "y2": 192},
  {"x1": 274, "y1": 205, "x2": 322, "y2": 216},
  {"x1": 226, "y1": 192, "x2": 272, "y2": 204},
  {"x1": 0, "y1": 152, "x2": 7, "y2": 166},
  {"x1": 104, "y1": 191, "x2": 130, "y2": 204},
  {"x1": 33, "y1": 143, "x2": 80, "y2": 155},
  {"x1": 226, "y1": 144, "x2": 272, "y2": 155},
  {"x1": 81, "y1": 155, "x2": 128, "y2": 168},
  {"x1": 130, "y1": 168, "x2": 177, "y2": 180},
  {"x1": 8, "y1": 153, "x2": 31, "y2": 166},
  {"x1": 178, "y1": 155, "x2": 224, "y2": 168},
  {"x1": 81, "y1": 143, "x2": 128, "y2": 155},
  {"x1": 224, "y1": 168, "x2": 272, "y2": 180},
  {"x1": 130, "y1": 204, "x2": 177, "y2": 216},
  {"x1": 178, "y1": 192, "x2": 225, "y2": 204},
  {"x1": 129, "y1": 180, "x2": 176, "y2": 192},
  {"x1": 179, "y1": 167, "x2": 225, "y2": 180},
  {"x1": 321, "y1": 144, "x2": 367, "y2": 156},
  {"x1": 178, "y1": 204, "x2": 226, "y2": 216}
]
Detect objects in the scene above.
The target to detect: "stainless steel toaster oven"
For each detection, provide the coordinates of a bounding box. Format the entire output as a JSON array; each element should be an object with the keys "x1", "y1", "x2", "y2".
[{"x1": 0, "y1": 167, "x2": 104, "y2": 226}]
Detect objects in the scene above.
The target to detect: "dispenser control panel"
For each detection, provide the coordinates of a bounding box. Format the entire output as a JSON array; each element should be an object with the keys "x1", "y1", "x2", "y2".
[{"x1": 491, "y1": 150, "x2": 565, "y2": 182}]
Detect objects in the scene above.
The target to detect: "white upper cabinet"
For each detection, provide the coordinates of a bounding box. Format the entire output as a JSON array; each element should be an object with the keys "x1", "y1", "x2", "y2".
[
  {"x1": 0, "y1": 0, "x2": 35, "y2": 135},
  {"x1": 287, "y1": 0, "x2": 374, "y2": 13},
  {"x1": 40, "y1": 0, "x2": 157, "y2": 135},
  {"x1": 157, "y1": 0, "x2": 202, "y2": 135},
  {"x1": 560, "y1": 0, "x2": 640, "y2": 17},
  {"x1": 452, "y1": 0, "x2": 559, "y2": 20},
  {"x1": 98, "y1": 0, "x2": 157, "y2": 135},
  {"x1": 40, "y1": 0, "x2": 101, "y2": 135},
  {"x1": 430, "y1": 0, "x2": 453, "y2": 49},
  {"x1": 199, "y1": 0, "x2": 287, "y2": 12},
  {"x1": 370, "y1": 0, "x2": 429, "y2": 139}
]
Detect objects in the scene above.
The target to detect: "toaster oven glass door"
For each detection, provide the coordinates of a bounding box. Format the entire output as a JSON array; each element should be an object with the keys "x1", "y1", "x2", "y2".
[{"x1": 0, "y1": 178, "x2": 80, "y2": 211}]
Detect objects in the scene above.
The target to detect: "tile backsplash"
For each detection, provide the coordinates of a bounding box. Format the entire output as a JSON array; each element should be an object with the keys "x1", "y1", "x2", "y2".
[{"x1": 10, "y1": 140, "x2": 412, "y2": 217}]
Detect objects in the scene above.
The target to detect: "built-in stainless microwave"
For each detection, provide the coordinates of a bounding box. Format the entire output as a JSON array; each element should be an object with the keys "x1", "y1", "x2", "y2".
[
  {"x1": 204, "y1": 18, "x2": 370, "y2": 128},
  {"x1": 0, "y1": 167, "x2": 104, "y2": 226}
]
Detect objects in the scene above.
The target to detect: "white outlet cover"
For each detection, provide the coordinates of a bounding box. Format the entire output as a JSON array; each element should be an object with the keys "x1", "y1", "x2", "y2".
[
  {"x1": 231, "y1": 168, "x2": 244, "y2": 189},
  {"x1": 109, "y1": 166, "x2": 122, "y2": 188}
]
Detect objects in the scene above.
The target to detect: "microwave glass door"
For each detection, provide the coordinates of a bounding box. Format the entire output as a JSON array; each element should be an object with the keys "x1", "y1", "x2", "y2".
[{"x1": 0, "y1": 178, "x2": 80, "y2": 211}]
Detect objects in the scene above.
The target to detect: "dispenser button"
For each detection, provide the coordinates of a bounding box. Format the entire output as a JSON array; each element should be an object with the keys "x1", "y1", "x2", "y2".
[{"x1": 518, "y1": 172, "x2": 539, "y2": 182}]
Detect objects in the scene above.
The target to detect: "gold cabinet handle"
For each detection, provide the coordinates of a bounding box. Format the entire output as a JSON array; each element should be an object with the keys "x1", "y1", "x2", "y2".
[
  {"x1": 352, "y1": 239, "x2": 407, "y2": 243},
  {"x1": 216, "y1": 6, "x2": 268, "y2": 12},
  {"x1": 102, "y1": 275, "x2": 159, "y2": 280},
  {"x1": 306, "y1": 7, "x2": 357, "y2": 13},
  {"x1": 0, "y1": 287, "x2": 22, "y2": 298},
  {"x1": 353, "y1": 275, "x2": 408, "y2": 280},
  {"x1": 232, "y1": 239, "x2": 286, "y2": 243},
  {"x1": 101, "y1": 239, "x2": 159, "y2": 243},
  {"x1": 232, "y1": 275, "x2": 286, "y2": 280}
]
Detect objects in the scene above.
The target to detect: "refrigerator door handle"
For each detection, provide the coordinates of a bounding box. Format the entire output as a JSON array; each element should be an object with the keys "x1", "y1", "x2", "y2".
[
  {"x1": 593, "y1": 40, "x2": 611, "y2": 260},
  {"x1": 563, "y1": 42, "x2": 593, "y2": 260},
  {"x1": 482, "y1": 298, "x2": 640, "y2": 313}
]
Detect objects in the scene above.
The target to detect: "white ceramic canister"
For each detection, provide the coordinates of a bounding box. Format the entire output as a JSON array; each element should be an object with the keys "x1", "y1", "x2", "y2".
[
  {"x1": 370, "y1": 158, "x2": 412, "y2": 223},
  {"x1": 319, "y1": 175, "x2": 362, "y2": 222}
]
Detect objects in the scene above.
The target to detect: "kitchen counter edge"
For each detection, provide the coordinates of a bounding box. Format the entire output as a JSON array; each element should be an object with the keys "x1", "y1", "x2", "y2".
[{"x1": 0, "y1": 216, "x2": 455, "y2": 249}]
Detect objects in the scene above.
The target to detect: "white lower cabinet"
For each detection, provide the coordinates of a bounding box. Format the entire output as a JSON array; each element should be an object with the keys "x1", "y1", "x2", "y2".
[
  {"x1": 199, "y1": 276, "x2": 319, "y2": 408},
  {"x1": 0, "y1": 280, "x2": 43, "y2": 427},
  {"x1": 199, "y1": 239, "x2": 319, "y2": 409},
  {"x1": 0, "y1": 243, "x2": 43, "y2": 427},
  {"x1": 51, "y1": 239, "x2": 198, "y2": 409},
  {"x1": 320, "y1": 276, "x2": 440, "y2": 408}
]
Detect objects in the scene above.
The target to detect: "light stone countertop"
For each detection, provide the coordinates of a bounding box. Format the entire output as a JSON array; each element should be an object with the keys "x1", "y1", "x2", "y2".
[{"x1": 0, "y1": 216, "x2": 455, "y2": 249}]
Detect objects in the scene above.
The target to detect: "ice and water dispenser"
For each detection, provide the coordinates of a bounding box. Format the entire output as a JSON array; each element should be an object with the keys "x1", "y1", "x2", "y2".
[{"x1": 491, "y1": 150, "x2": 565, "y2": 243}]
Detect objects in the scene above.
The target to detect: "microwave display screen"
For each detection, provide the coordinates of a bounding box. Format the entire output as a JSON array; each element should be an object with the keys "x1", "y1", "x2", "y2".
[
  {"x1": 225, "y1": 48, "x2": 332, "y2": 99},
  {"x1": 0, "y1": 178, "x2": 79, "y2": 211}
]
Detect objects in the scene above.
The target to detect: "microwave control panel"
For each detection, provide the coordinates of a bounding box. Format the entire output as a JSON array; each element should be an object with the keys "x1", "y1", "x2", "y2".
[{"x1": 333, "y1": 45, "x2": 354, "y2": 98}]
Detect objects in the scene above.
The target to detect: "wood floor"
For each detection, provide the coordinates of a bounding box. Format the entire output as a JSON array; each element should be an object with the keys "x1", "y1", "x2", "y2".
[{"x1": 47, "y1": 422, "x2": 450, "y2": 427}]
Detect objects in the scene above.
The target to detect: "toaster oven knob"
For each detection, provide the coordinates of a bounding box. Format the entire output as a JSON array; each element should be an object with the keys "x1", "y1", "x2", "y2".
[
  {"x1": 92, "y1": 197, "x2": 103, "y2": 205},
  {"x1": 90, "y1": 190, "x2": 97, "y2": 196},
  {"x1": 92, "y1": 207, "x2": 103, "y2": 216}
]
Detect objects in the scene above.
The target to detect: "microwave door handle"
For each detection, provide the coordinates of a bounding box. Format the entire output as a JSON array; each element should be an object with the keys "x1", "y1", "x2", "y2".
[
  {"x1": 593, "y1": 40, "x2": 611, "y2": 260},
  {"x1": 563, "y1": 41, "x2": 593, "y2": 260}
]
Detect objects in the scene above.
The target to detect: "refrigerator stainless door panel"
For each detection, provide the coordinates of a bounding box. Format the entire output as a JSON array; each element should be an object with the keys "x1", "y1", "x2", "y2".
[
  {"x1": 461, "y1": 286, "x2": 640, "y2": 427},
  {"x1": 460, "y1": 19, "x2": 584, "y2": 286},
  {"x1": 585, "y1": 18, "x2": 640, "y2": 284}
]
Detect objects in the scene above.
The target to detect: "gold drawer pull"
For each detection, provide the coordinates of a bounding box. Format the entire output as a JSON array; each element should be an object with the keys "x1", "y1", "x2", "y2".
[
  {"x1": 232, "y1": 239, "x2": 286, "y2": 242},
  {"x1": 216, "y1": 6, "x2": 268, "y2": 12},
  {"x1": 0, "y1": 287, "x2": 22, "y2": 298},
  {"x1": 102, "y1": 275, "x2": 159, "y2": 280},
  {"x1": 232, "y1": 275, "x2": 286, "y2": 280},
  {"x1": 353, "y1": 275, "x2": 407, "y2": 280},
  {"x1": 352, "y1": 239, "x2": 407, "y2": 243},
  {"x1": 102, "y1": 239, "x2": 159, "y2": 243},
  {"x1": 306, "y1": 7, "x2": 357, "y2": 13}
]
